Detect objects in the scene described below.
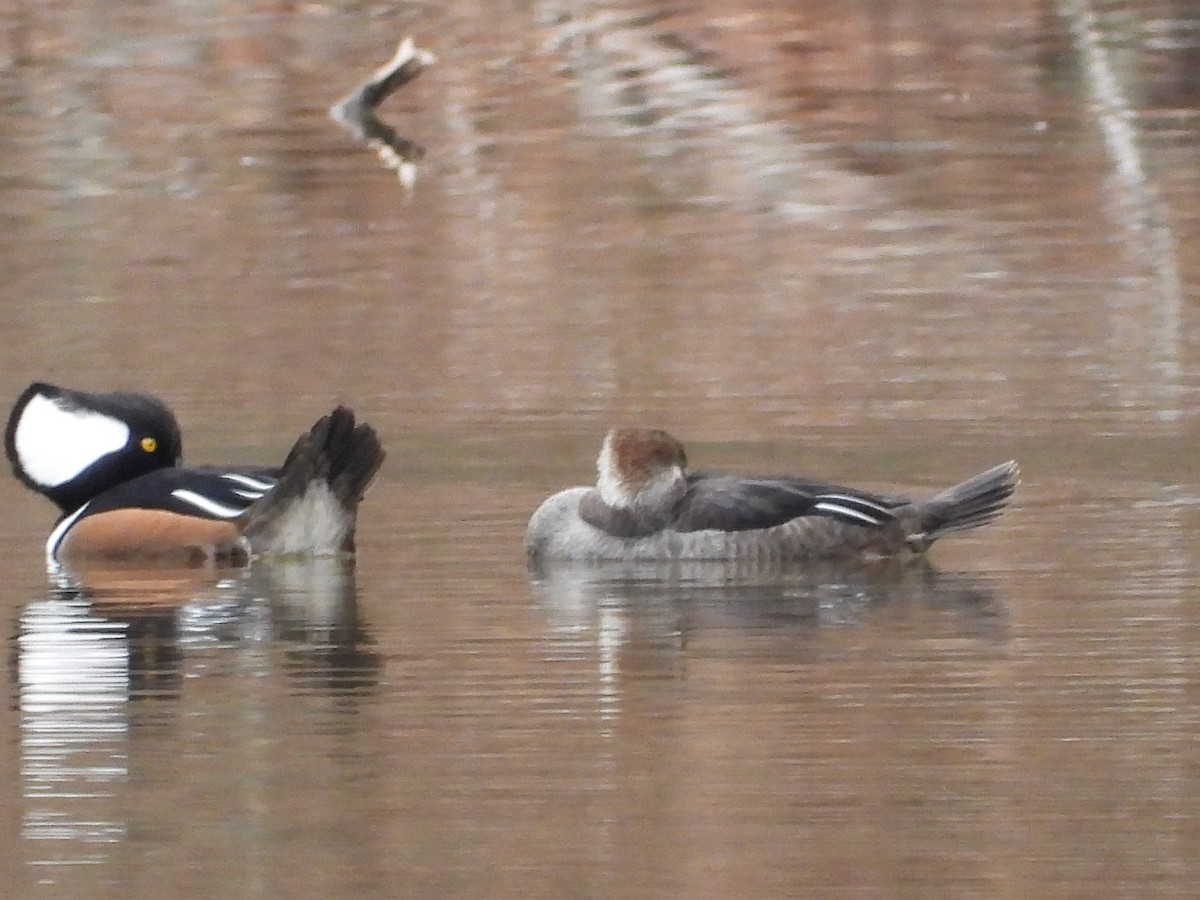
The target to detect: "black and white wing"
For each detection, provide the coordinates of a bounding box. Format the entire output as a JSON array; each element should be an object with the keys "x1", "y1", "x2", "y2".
[
  {"x1": 81, "y1": 467, "x2": 280, "y2": 521},
  {"x1": 671, "y1": 473, "x2": 901, "y2": 533},
  {"x1": 45, "y1": 466, "x2": 280, "y2": 562}
]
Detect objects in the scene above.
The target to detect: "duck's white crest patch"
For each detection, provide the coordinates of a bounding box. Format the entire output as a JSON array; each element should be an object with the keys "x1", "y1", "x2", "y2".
[
  {"x1": 15, "y1": 394, "x2": 130, "y2": 489},
  {"x1": 171, "y1": 489, "x2": 245, "y2": 519}
]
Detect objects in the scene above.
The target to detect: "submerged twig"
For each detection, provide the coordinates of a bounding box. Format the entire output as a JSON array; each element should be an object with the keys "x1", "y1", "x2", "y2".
[{"x1": 331, "y1": 37, "x2": 436, "y2": 189}]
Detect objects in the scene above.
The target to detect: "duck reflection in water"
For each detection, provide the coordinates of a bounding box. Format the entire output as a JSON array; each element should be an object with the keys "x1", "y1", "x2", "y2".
[
  {"x1": 21, "y1": 557, "x2": 383, "y2": 694},
  {"x1": 530, "y1": 557, "x2": 1005, "y2": 639},
  {"x1": 527, "y1": 427, "x2": 1014, "y2": 649},
  {"x1": 11, "y1": 557, "x2": 380, "y2": 881}
]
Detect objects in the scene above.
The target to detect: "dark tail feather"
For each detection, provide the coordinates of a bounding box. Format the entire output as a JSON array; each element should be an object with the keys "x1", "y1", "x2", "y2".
[
  {"x1": 909, "y1": 460, "x2": 1019, "y2": 550},
  {"x1": 239, "y1": 407, "x2": 385, "y2": 556}
]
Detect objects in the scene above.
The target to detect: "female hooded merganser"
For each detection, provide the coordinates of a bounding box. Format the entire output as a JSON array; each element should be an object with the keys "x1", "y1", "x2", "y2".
[
  {"x1": 525, "y1": 428, "x2": 1018, "y2": 563},
  {"x1": 6, "y1": 382, "x2": 385, "y2": 568}
]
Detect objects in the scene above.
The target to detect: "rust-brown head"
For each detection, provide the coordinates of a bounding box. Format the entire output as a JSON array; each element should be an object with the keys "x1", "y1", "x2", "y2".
[{"x1": 596, "y1": 428, "x2": 688, "y2": 509}]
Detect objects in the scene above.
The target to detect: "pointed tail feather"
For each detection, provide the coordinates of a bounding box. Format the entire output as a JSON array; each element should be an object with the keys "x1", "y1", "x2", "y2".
[
  {"x1": 238, "y1": 407, "x2": 385, "y2": 556},
  {"x1": 910, "y1": 460, "x2": 1019, "y2": 549}
]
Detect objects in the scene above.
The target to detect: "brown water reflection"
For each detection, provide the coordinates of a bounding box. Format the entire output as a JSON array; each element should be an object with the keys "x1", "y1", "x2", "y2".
[{"x1": 2, "y1": 0, "x2": 1200, "y2": 896}]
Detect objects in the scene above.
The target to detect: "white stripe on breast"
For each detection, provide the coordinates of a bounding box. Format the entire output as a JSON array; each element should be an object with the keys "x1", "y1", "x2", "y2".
[{"x1": 46, "y1": 502, "x2": 91, "y2": 563}]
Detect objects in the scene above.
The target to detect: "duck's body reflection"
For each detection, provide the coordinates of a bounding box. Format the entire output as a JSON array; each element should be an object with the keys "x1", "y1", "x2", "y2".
[
  {"x1": 530, "y1": 558, "x2": 1006, "y2": 643},
  {"x1": 14, "y1": 559, "x2": 377, "y2": 884}
]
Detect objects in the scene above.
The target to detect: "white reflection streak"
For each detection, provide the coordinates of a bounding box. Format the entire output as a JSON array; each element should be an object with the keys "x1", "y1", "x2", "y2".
[
  {"x1": 19, "y1": 601, "x2": 129, "y2": 868},
  {"x1": 596, "y1": 602, "x2": 626, "y2": 730},
  {"x1": 1063, "y1": 8, "x2": 1188, "y2": 828},
  {"x1": 1061, "y1": 0, "x2": 1145, "y2": 188},
  {"x1": 1060, "y1": 0, "x2": 1183, "y2": 413}
]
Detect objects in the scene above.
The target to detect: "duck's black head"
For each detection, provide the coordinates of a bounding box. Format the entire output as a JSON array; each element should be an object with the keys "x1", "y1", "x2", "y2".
[{"x1": 5, "y1": 382, "x2": 183, "y2": 514}]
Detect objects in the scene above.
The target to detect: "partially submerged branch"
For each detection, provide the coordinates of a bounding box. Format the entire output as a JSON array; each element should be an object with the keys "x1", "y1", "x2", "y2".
[{"x1": 331, "y1": 37, "x2": 436, "y2": 189}]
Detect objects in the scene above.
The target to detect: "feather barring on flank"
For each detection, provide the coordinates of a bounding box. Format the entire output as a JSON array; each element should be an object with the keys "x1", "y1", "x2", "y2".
[
  {"x1": 525, "y1": 427, "x2": 1019, "y2": 563},
  {"x1": 5, "y1": 382, "x2": 385, "y2": 568}
]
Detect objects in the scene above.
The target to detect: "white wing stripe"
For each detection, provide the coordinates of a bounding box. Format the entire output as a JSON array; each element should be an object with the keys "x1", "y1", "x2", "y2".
[
  {"x1": 816, "y1": 492, "x2": 892, "y2": 516},
  {"x1": 813, "y1": 500, "x2": 886, "y2": 526},
  {"x1": 220, "y1": 473, "x2": 276, "y2": 491},
  {"x1": 171, "y1": 489, "x2": 246, "y2": 519}
]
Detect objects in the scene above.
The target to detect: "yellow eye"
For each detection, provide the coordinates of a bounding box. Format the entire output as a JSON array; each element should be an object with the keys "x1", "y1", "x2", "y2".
[{"x1": 140, "y1": 437, "x2": 158, "y2": 453}]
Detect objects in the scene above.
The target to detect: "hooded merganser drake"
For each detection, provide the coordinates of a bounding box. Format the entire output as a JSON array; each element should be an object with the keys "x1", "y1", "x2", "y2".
[
  {"x1": 525, "y1": 428, "x2": 1019, "y2": 563},
  {"x1": 6, "y1": 382, "x2": 385, "y2": 568}
]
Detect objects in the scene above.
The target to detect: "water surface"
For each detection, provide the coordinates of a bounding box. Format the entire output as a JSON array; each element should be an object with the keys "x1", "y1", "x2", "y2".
[{"x1": 2, "y1": 1, "x2": 1199, "y2": 897}]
